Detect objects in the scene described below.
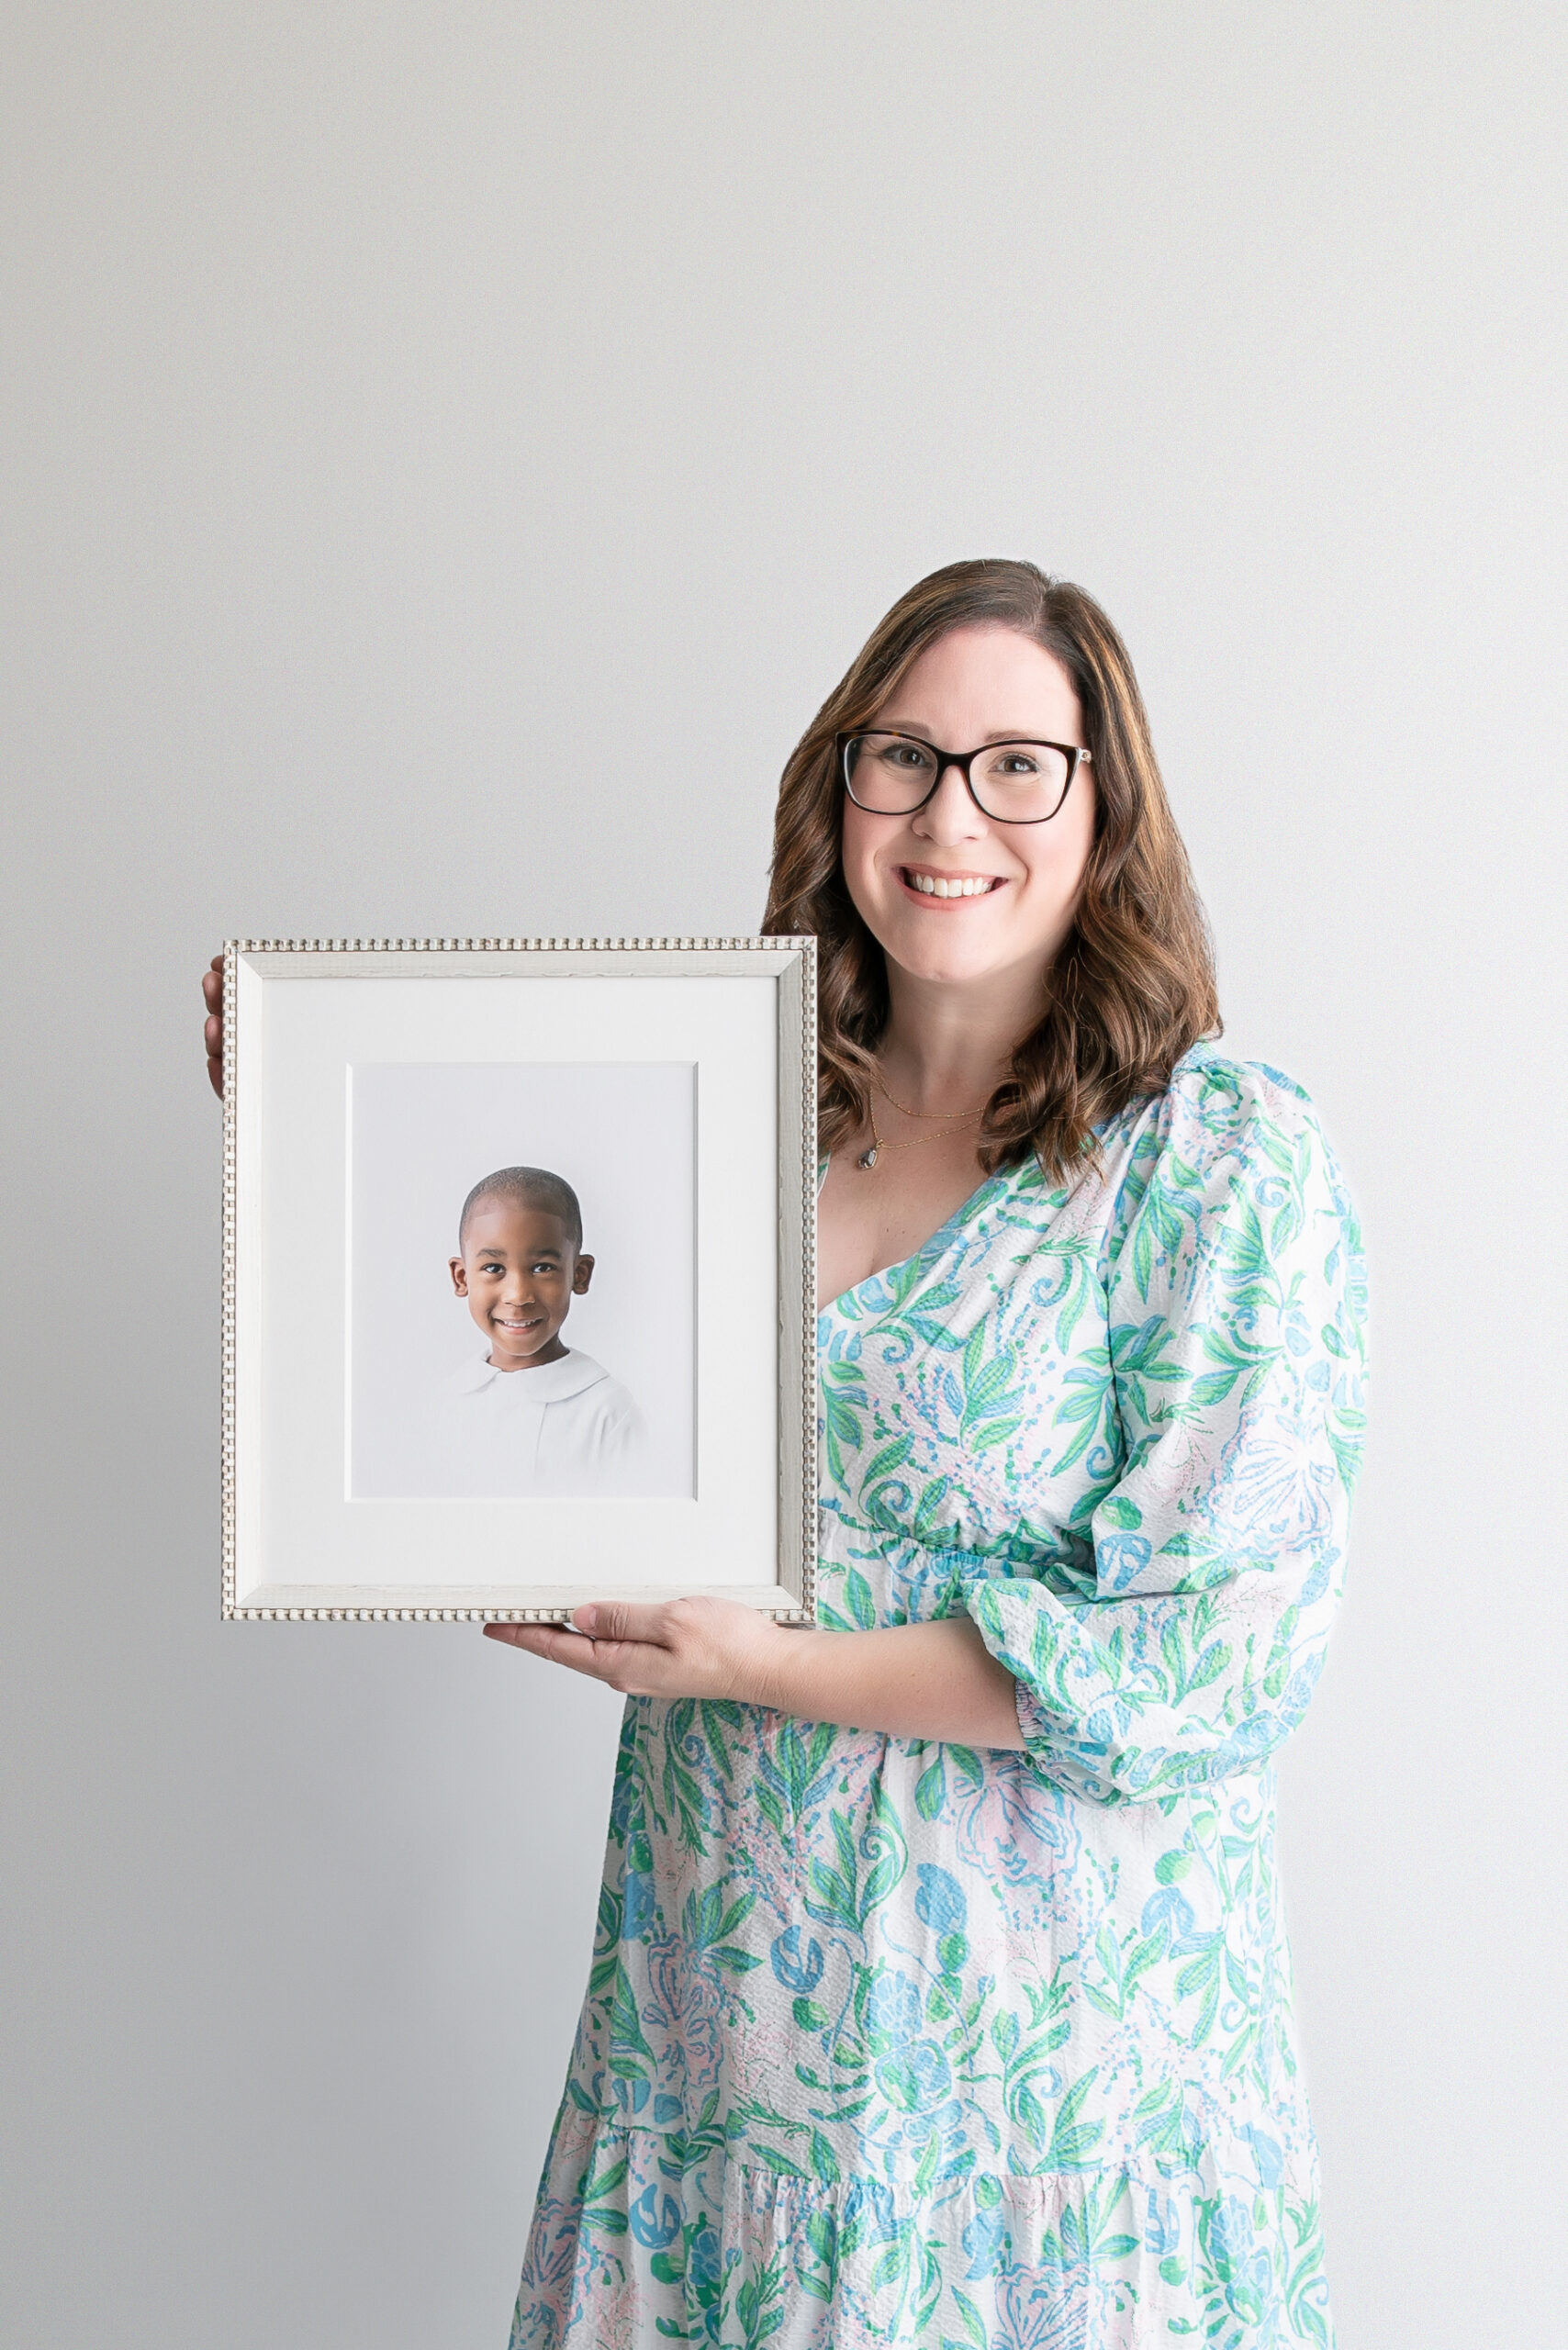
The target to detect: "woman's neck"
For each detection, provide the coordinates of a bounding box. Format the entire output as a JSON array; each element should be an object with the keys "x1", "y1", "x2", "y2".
[{"x1": 875, "y1": 960, "x2": 1047, "y2": 1112}]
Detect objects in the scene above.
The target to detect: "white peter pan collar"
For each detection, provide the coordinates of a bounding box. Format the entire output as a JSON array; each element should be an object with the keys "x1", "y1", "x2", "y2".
[{"x1": 451, "y1": 1348, "x2": 611, "y2": 1404}]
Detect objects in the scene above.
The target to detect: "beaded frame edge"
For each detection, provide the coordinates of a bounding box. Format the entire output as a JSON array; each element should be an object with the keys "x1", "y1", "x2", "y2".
[{"x1": 219, "y1": 935, "x2": 819, "y2": 1626}]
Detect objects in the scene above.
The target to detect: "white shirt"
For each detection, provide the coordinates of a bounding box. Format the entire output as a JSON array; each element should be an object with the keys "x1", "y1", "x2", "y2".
[{"x1": 431, "y1": 1348, "x2": 645, "y2": 1496}]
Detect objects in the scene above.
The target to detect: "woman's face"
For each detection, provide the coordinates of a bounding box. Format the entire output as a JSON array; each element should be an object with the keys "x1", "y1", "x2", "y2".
[{"x1": 839, "y1": 623, "x2": 1096, "y2": 996}]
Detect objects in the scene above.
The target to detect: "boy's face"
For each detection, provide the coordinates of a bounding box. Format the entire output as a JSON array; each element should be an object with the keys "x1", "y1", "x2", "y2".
[{"x1": 449, "y1": 1202, "x2": 593, "y2": 1371}]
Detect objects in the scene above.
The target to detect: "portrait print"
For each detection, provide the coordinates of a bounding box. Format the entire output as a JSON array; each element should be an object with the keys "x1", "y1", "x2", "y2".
[{"x1": 349, "y1": 1061, "x2": 694, "y2": 1501}]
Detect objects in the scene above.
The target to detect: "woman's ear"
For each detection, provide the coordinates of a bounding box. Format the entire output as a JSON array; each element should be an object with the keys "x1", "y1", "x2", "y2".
[
  {"x1": 572, "y1": 1253, "x2": 595, "y2": 1295},
  {"x1": 449, "y1": 1257, "x2": 469, "y2": 1296}
]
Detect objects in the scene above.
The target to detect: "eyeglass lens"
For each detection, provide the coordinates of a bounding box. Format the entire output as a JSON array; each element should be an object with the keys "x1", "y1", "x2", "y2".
[{"x1": 844, "y1": 733, "x2": 1072, "y2": 822}]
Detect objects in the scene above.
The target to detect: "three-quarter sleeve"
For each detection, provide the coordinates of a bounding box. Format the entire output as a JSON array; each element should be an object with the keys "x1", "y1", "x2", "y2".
[{"x1": 962, "y1": 1060, "x2": 1368, "y2": 1805}]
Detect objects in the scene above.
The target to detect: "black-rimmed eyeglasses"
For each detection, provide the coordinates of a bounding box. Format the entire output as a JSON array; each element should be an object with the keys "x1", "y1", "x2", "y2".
[{"x1": 836, "y1": 731, "x2": 1090, "y2": 824}]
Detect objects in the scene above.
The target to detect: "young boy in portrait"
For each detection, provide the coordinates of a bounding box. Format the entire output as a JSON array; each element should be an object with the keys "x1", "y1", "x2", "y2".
[{"x1": 435, "y1": 1165, "x2": 644, "y2": 1494}]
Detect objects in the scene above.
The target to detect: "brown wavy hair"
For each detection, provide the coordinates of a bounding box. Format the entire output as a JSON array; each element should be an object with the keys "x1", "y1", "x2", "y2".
[{"x1": 762, "y1": 559, "x2": 1220, "y2": 1181}]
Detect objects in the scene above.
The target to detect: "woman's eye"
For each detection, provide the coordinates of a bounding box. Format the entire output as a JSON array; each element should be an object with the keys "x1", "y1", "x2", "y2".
[
  {"x1": 994, "y1": 752, "x2": 1039, "y2": 776},
  {"x1": 883, "y1": 744, "x2": 931, "y2": 769}
]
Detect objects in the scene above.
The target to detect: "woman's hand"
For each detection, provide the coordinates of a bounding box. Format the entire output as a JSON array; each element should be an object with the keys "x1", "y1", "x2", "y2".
[
  {"x1": 485, "y1": 1599, "x2": 1025, "y2": 1747},
  {"x1": 484, "y1": 1595, "x2": 790, "y2": 1704},
  {"x1": 202, "y1": 954, "x2": 224, "y2": 1097}
]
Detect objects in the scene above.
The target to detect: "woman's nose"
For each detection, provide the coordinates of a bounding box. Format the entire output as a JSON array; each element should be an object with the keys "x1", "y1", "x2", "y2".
[{"x1": 913, "y1": 762, "x2": 985, "y2": 845}]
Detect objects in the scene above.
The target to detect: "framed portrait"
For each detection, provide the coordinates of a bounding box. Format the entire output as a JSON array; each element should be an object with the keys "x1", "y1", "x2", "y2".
[{"x1": 221, "y1": 937, "x2": 818, "y2": 1623}]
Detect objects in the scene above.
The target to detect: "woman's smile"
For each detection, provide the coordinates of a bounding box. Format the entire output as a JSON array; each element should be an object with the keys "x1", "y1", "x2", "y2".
[{"x1": 896, "y1": 863, "x2": 1007, "y2": 903}]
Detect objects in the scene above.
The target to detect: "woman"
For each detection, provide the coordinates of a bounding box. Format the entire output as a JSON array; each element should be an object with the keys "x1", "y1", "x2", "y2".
[{"x1": 205, "y1": 561, "x2": 1366, "y2": 2347}]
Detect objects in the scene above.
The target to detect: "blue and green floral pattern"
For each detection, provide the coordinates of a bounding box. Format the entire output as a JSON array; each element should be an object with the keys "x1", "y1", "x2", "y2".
[{"x1": 510, "y1": 1049, "x2": 1367, "y2": 2348}]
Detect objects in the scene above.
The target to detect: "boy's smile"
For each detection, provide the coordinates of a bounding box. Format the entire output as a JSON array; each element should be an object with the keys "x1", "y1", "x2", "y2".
[{"x1": 449, "y1": 1203, "x2": 595, "y2": 1371}]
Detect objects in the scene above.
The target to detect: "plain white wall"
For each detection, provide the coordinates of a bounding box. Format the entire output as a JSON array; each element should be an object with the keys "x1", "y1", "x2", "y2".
[{"x1": 4, "y1": 6, "x2": 1563, "y2": 2345}]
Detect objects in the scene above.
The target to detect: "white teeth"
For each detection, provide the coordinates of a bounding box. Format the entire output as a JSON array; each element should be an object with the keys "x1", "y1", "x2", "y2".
[{"x1": 909, "y1": 871, "x2": 991, "y2": 898}]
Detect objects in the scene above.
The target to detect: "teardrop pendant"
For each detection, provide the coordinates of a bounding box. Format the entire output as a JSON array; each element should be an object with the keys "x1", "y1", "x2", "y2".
[{"x1": 857, "y1": 1145, "x2": 879, "y2": 1169}]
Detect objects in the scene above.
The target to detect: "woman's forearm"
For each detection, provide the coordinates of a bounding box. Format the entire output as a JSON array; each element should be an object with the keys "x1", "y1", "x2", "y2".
[{"x1": 756, "y1": 1615, "x2": 1025, "y2": 1748}]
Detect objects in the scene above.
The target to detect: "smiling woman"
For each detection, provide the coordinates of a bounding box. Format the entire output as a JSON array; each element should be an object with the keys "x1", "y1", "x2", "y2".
[
  {"x1": 484, "y1": 561, "x2": 1368, "y2": 2350},
  {"x1": 771, "y1": 571, "x2": 1217, "y2": 1196}
]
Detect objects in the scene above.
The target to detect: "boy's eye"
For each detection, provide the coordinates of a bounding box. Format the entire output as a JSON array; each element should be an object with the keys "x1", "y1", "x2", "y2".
[
  {"x1": 530, "y1": 1261, "x2": 558, "y2": 1275},
  {"x1": 479, "y1": 1260, "x2": 504, "y2": 1275}
]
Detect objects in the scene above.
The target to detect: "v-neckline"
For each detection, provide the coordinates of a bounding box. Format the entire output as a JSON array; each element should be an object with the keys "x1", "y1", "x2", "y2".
[{"x1": 815, "y1": 1157, "x2": 1013, "y2": 1326}]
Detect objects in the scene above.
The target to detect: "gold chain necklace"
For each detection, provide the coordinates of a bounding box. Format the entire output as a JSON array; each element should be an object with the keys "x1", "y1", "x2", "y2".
[
  {"x1": 857, "y1": 1075, "x2": 989, "y2": 1171},
  {"x1": 876, "y1": 1074, "x2": 990, "y2": 1121}
]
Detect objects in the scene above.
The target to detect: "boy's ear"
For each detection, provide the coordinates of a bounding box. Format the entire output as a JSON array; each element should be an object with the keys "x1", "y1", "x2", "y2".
[
  {"x1": 449, "y1": 1257, "x2": 469, "y2": 1296},
  {"x1": 571, "y1": 1253, "x2": 595, "y2": 1295}
]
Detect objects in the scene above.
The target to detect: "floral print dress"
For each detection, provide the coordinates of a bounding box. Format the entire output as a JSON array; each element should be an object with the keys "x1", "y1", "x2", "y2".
[{"x1": 510, "y1": 1047, "x2": 1367, "y2": 2350}]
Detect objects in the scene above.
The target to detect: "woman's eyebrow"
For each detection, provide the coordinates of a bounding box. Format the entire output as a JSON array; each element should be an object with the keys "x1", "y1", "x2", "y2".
[{"x1": 872, "y1": 721, "x2": 1057, "y2": 743}]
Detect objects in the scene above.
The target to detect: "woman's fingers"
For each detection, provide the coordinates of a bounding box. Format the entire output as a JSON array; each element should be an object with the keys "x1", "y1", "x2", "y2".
[
  {"x1": 572, "y1": 1601, "x2": 672, "y2": 1646},
  {"x1": 484, "y1": 1605, "x2": 673, "y2": 1652},
  {"x1": 203, "y1": 957, "x2": 224, "y2": 1096},
  {"x1": 482, "y1": 1608, "x2": 681, "y2": 1695},
  {"x1": 483, "y1": 1621, "x2": 622, "y2": 1678}
]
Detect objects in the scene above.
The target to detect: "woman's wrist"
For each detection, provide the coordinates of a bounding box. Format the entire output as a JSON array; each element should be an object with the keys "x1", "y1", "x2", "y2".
[{"x1": 744, "y1": 1621, "x2": 824, "y2": 1716}]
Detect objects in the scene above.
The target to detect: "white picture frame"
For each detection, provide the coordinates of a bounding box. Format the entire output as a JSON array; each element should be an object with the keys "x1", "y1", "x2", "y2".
[{"x1": 221, "y1": 937, "x2": 818, "y2": 1623}]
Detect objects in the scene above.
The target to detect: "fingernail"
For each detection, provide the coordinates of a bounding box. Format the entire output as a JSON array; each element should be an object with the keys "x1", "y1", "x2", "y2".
[{"x1": 573, "y1": 1606, "x2": 599, "y2": 1635}]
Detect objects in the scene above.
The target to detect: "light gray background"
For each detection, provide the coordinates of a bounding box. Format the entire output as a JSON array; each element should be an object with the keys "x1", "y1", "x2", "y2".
[
  {"x1": 4, "y1": 6, "x2": 1562, "y2": 2346},
  {"x1": 350, "y1": 1060, "x2": 695, "y2": 1499}
]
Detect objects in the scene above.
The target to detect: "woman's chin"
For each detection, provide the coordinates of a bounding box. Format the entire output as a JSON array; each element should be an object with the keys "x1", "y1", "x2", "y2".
[{"x1": 879, "y1": 924, "x2": 1026, "y2": 990}]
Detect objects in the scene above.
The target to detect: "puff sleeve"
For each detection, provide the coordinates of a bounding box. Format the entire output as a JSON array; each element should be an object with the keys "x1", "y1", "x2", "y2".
[{"x1": 963, "y1": 1060, "x2": 1368, "y2": 1805}]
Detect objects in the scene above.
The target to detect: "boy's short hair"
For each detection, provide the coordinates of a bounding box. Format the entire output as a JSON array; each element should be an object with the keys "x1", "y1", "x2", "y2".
[{"x1": 458, "y1": 1166, "x2": 583, "y2": 1250}]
